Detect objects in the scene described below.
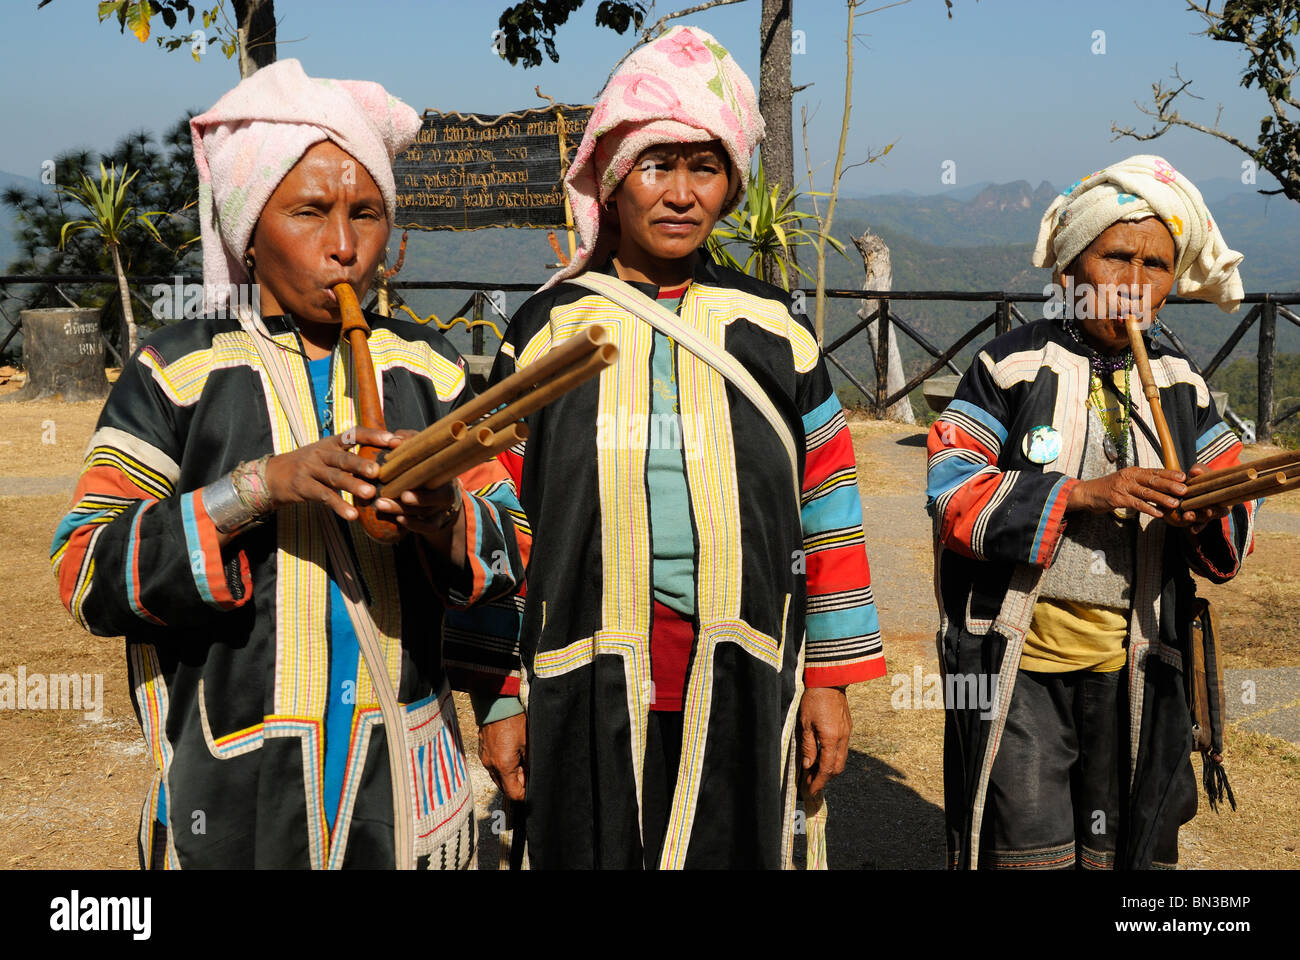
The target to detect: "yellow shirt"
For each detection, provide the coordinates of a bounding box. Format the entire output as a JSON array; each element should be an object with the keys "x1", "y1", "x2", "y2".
[{"x1": 1021, "y1": 598, "x2": 1129, "y2": 673}]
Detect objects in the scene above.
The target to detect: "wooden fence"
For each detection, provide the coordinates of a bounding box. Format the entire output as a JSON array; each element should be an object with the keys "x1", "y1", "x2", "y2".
[{"x1": 3, "y1": 275, "x2": 1298, "y2": 443}]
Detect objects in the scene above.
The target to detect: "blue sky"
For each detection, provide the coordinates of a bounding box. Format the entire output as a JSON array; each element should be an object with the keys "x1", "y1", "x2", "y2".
[{"x1": 0, "y1": 0, "x2": 1282, "y2": 195}]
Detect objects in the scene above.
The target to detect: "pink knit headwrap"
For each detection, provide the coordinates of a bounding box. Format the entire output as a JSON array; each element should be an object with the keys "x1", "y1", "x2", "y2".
[
  {"x1": 190, "y1": 59, "x2": 422, "y2": 312},
  {"x1": 543, "y1": 26, "x2": 764, "y2": 289}
]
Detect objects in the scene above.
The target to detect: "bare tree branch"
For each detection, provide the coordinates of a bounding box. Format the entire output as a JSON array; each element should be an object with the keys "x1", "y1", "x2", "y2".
[
  {"x1": 601, "y1": 0, "x2": 749, "y2": 88},
  {"x1": 640, "y1": 0, "x2": 750, "y2": 40}
]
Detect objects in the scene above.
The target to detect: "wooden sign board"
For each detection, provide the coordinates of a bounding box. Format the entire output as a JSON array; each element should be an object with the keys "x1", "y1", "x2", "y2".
[{"x1": 393, "y1": 105, "x2": 592, "y2": 231}]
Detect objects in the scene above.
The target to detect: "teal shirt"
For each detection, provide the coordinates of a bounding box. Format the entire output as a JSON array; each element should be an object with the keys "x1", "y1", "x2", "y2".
[{"x1": 646, "y1": 291, "x2": 697, "y2": 618}]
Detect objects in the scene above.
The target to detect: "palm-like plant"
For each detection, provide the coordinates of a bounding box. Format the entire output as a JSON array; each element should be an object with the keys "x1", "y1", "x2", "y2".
[
  {"x1": 707, "y1": 159, "x2": 846, "y2": 292},
  {"x1": 58, "y1": 163, "x2": 166, "y2": 357}
]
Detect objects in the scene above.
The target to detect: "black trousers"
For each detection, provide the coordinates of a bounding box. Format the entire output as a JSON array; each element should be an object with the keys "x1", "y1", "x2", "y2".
[{"x1": 981, "y1": 669, "x2": 1126, "y2": 869}]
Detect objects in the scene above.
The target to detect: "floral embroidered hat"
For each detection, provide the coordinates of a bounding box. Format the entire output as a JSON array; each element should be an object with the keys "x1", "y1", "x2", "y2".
[
  {"x1": 541, "y1": 25, "x2": 764, "y2": 289},
  {"x1": 190, "y1": 59, "x2": 422, "y2": 313},
  {"x1": 1032, "y1": 154, "x2": 1244, "y2": 312}
]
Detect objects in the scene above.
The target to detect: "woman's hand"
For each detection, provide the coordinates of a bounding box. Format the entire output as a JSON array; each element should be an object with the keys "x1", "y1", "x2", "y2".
[
  {"x1": 797, "y1": 686, "x2": 853, "y2": 798},
  {"x1": 1066, "y1": 467, "x2": 1188, "y2": 520},
  {"x1": 372, "y1": 429, "x2": 467, "y2": 564},
  {"x1": 478, "y1": 711, "x2": 527, "y2": 803},
  {"x1": 1166, "y1": 463, "x2": 1233, "y2": 533},
  {"x1": 264, "y1": 426, "x2": 400, "y2": 521}
]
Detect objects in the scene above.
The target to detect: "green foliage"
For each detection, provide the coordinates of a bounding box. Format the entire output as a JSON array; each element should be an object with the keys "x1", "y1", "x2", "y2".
[
  {"x1": 1205, "y1": 0, "x2": 1300, "y2": 201},
  {"x1": 708, "y1": 159, "x2": 846, "y2": 291},
  {"x1": 1212, "y1": 352, "x2": 1300, "y2": 446},
  {"x1": 58, "y1": 164, "x2": 165, "y2": 252},
  {"x1": 1, "y1": 118, "x2": 200, "y2": 345},
  {"x1": 496, "y1": 0, "x2": 645, "y2": 67},
  {"x1": 69, "y1": 1, "x2": 235, "y2": 63}
]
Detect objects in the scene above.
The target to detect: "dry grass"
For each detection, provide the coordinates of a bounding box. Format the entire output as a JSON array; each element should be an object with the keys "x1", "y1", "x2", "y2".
[
  {"x1": 1201, "y1": 534, "x2": 1300, "y2": 668},
  {"x1": 0, "y1": 399, "x2": 1295, "y2": 869}
]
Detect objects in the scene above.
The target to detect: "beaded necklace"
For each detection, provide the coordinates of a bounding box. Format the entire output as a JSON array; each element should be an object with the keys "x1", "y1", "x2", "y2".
[{"x1": 1063, "y1": 317, "x2": 1135, "y2": 463}]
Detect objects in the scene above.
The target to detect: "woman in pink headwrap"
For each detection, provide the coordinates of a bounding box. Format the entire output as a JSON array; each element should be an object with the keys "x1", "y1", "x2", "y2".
[
  {"x1": 485, "y1": 26, "x2": 887, "y2": 868},
  {"x1": 52, "y1": 60, "x2": 527, "y2": 869}
]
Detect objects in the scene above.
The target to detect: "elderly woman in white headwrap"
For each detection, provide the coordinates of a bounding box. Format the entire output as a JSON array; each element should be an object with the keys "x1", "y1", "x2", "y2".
[
  {"x1": 926, "y1": 154, "x2": 1255, "y2": 870},
  {"x1": 51, "y1": 60, "x2": 527, "y2": 869},
  {"x1": 485, "y1": 25, "x2": 886, "y2": 869}
]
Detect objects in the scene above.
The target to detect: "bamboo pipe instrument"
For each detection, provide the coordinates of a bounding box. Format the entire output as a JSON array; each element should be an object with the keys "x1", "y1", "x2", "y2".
[
  {"x1": 1184, "y1": 467, "x2": 1258, "y2": 498},
  {"x1": 377, "y1": 324, "x2": 611, "y2": 484},
  {"x1": 333, "y1": 279, "x2": 616, "y2": 541},
  {"x1": 477, "y1": 344, "x2": 618, "y2": 437},
  {"x1": 335, "y1": 282, "x2": 403, "y2": 544},
  {"x1": 1186, "y1": 449, "x2": 1300, "y2": 488},
  {"x1": 1124, "y1": 314, "x2": 1182, "y2": 474},
  {"x1": 383, "y1": 423, "x2": 531, "y2": 499},
  {"x1": 1180, "y1": 471, "x2": 1290, "y2": 512}
]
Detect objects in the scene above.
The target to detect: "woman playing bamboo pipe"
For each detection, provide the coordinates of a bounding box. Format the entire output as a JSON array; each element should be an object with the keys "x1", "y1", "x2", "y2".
[
  {"x1": 927, "y1": 154, "x2": 1254, "y2": 870},
  {"x1": 50, "y1": 60, "x2": 527, "y2": 869},
  {"x1": 484, "y1": 26, "x2": 886, "y2": 869}
]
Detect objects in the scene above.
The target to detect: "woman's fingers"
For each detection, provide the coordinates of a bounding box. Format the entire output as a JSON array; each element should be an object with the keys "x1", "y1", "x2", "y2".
[
  {"x1": 294, "y1": 474, "x2": 359, "y2": 522},
  {"x1": 346, "y1": 426, "x2": 400, "y2": 449}
]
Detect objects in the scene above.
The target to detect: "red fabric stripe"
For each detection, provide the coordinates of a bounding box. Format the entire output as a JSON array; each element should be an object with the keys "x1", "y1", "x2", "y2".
[
  {"x1": 129, "y1": 503, "x2": 164, "y2": 625},
  {"x1": 192, "y1": 489, "x2": 247, "y2": 609},
  {"x1": 928, "y1": 419, "x2": 998, "y2": 464},
  {"x1": 937, "y1": 472, "x2": 1003, "y2": 560},
  {"x1": 458, "y1": 486, "x2": 488, "y2": 604},
  {"x1": 805, "y1": 655, "x2": 887, "y2": 688},
  {"x1": 650, "y1": 601, "x2": 692, "y2": 712},
  {"x1": 806, "y1": 544, "x2": 871, "y2": 596},
  {"x1": 803, "y1": 425, "x2": 855, "y2": 492},
  {"x1": 1032, "y1": 478, "x2": 1078, "y2": 567}
]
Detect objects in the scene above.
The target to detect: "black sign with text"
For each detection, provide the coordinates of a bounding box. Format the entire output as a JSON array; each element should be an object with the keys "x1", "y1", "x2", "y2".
[{"x1": 393, "y1": 105, "x2": 592, "y2": 231}]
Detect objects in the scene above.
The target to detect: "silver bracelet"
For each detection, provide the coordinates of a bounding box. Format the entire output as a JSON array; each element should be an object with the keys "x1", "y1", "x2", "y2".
[{"x1": 202, "y1": 474, "x2": 265, "y2": 534}]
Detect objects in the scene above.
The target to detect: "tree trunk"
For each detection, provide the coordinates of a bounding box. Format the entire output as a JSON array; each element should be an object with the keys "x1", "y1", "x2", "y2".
[
  {"x1": 233, "y1": 0, "x2": 277, "y2": 79},
  {"x1": 110, "y1": 243, "x2": 138, "y2": 359},
  {"x1": 853, "y1": 230, "x2": 915, "y2": 423},
  {"x1": 759, "y1": 0, "x2": 794, "y2": 286},
  {"x1": 1, "y1": 308, "x2": 108, "y2": 403}
]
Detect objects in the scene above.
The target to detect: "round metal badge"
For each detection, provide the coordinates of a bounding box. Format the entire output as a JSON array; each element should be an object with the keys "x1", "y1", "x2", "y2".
[{"x1": 1022, "y1": 425, "x2": 1062, "y2": 465}]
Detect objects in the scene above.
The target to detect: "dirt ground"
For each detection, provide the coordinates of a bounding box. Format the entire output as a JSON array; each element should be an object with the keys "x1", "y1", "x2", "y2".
[{"x1": 0, "y1": 386, "x2": 1296, "y2": 869}]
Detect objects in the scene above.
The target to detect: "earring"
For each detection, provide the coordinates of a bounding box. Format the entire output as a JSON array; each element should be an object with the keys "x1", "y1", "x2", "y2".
[{"x1": 243, "y1": 251, "x2": 255, "y2": 271}]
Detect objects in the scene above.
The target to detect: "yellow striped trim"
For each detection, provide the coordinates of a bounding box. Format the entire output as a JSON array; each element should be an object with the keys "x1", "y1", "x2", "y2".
[
  {"x1": 532, "y1": 636, "x2": 595, "y2": 676},
  {"x1": 660, "y1": 616, "x2": 787, "y2": 869},
  {"x1": 83, "y1": 447, "x2": 174, "y2": 500},
  {"x1": 369, "y1": 327, "x2": 466, "y2": 402},
  {"x1": 678, "y1": 292, "x2": 743, "y2": 622},
  {"x1": 689, "y1": 283, "x2": 819, "y2": 373},
  {"x1": 139, "y1": 345, "x2": 212, "y2": 407}
]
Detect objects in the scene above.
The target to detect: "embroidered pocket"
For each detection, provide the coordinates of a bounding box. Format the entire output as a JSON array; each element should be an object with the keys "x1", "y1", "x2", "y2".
[{"x1": 403, "y1": 685, "x2": 474, "y2": 868}]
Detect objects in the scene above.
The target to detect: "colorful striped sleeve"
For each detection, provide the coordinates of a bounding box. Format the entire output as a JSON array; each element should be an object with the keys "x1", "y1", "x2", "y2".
[
  {"x1": 1183, "y1": 420, "x2": 1258, "y2": 582},
  {"x1": 50, "y1": 352, "x2": 253, "y2": 636},
  {"x1": 926, "y1": 353, "x2": 1078, "y2": 568},
  {"x1": 798, "y1": 384, "x2": 886, "y2": 688},
  {"x1": 436, "y1": 453, "x2": 529, "y2": 700}
]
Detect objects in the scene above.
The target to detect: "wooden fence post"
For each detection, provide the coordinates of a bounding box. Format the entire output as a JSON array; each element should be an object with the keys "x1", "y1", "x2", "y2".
[
  {"x1": 875, "y1": 299, "x2": 891, "y2": 417},
  {"x1": 1258, "y1": 300, "x2": 1276, "y2": 444},
  {"x1": 995, "y1": 299, "x2": 1011, "y2": 336},
  {"x1": 472, "y1": 291, "x2": 485, "y2": 357}
]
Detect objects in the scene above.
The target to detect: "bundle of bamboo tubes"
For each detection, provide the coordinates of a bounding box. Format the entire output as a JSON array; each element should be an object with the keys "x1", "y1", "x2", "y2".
[
  {"x1": 334, "y1": 282, "x2": 617, "y2": 542},
  {"x1": 1180, "y1": 448, "x2": 1300, "y2": 512},
  {"x1": 1122, "y1": 313, "x2": 1300, "y2": 517}
]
